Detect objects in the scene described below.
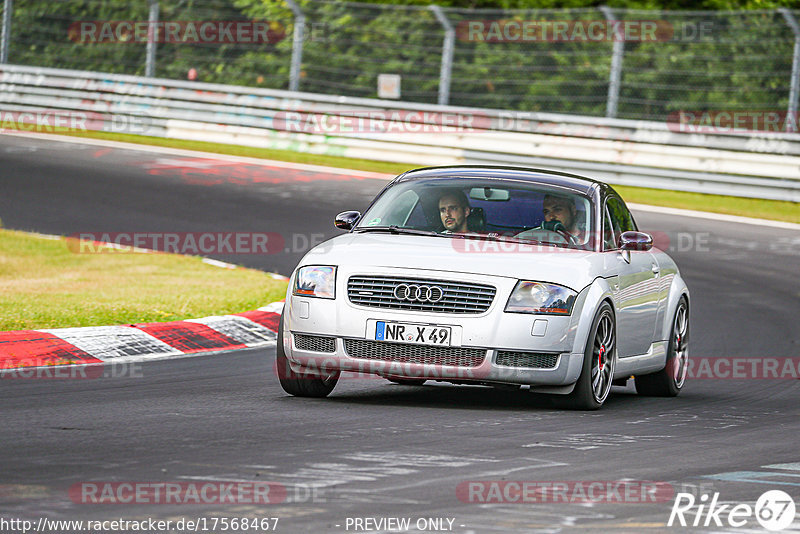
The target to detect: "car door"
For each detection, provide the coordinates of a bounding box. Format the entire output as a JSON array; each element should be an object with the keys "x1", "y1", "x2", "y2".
[{"x1": 604, "y1": 197, "x2": 661, "y2": 358}]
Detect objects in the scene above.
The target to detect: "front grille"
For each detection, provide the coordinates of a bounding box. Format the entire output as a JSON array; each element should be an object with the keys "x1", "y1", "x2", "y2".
[
  {"x1": 496, "y1": 351, "x2": 559, "y2": 369},
  {"x1": 347, "y1": 275, "x2": 495, "y2": 314},
  {"x1": 344, "y1": 339, "x2": 486, "y2": 367},
  {"x1": 294, "y1": 334, "x2": 336, "y2": 353}
]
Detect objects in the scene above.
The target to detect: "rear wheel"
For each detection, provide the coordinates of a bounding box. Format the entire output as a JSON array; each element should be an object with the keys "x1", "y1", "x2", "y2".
[
  {"x1": 635, "y1": 297, "x2": 689, "y2": 397},
  {"x1": 275, "y1": 315, "x2": 339, "y2": 398},
  {"x1": 566, "y1": 302, "x2": 616, "y2": 410}
]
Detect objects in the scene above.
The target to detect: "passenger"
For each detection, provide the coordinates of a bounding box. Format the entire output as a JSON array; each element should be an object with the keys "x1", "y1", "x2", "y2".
[{"x1": 438, "y1": 190, "x2": 471, "y2": 233}]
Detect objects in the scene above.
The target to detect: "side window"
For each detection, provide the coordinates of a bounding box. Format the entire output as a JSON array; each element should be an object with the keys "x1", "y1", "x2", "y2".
[
  {"x1": 603, "y1": 205, "x2": 618, "y2": 250},
  {"x1": 607, "y1": 197, "x2": 635, "y2": 248}
]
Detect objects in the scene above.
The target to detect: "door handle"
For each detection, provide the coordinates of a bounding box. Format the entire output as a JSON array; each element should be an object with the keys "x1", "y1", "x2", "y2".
[{"x1": 651, "y1": 263, "x2": 660, "y2": 275}]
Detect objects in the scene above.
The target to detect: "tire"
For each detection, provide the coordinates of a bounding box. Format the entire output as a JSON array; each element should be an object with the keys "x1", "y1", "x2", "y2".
[
  {"x1": 635, "y1": 297, "x2": 689, "y2": 397},
  {"x1": 275, "y1": 314, "x2": 339, "y2": 398},
  {"x1": 386, "y1": 377, "x2": 427, "y2": 386},
  {"x1": 566, "y1": 302, "x2": 616, "y2": 410}
]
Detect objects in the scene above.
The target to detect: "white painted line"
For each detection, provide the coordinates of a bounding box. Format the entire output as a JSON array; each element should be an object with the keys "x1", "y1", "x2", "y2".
[
  {"x1": 628, "y1": 202, "x2": 800, "y2": 230},
  {"x1": 764, "y1": 463, "x2": 800, "y2": 471},
  {"x1": 202, "y1": 257, "x2": 236, "y2": 269},
  {"x1": 6, "y1": 132, "x2": 795, "y2": 228},
  {"x1": 25, "y1": 232, "x2": 63, "y2": 240},
  {"x1": 2, "y1": 131, "x2": 394, "y2": 180},
  {"x1": 703, "y1": 470, "x2": 800, "y2": 487}
]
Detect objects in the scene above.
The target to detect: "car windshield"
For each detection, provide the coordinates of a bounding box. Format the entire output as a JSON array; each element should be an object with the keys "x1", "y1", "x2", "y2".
[{"x1": 355, "y1": 177, "x2": 594, "y2": 250}]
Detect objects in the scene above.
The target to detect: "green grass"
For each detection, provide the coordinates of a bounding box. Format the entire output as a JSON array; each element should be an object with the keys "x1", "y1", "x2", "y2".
[
  {"x1": 58, "y1": 130, "x2": 799, "y2": 224},
  {"x1": 0, "y1": 229, "x2": 288, "y2": 331},
  {"x1": 614, "y1": 185, "x2": 799, "y2": 224}
]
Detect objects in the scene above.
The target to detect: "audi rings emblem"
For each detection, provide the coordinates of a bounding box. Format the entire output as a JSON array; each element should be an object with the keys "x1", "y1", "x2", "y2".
[{"x1": 393, "y1": 284, "x2": 444, "y2": 303}]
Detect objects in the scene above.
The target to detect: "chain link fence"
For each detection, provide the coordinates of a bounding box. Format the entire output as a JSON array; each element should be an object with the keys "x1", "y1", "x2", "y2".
[{"x1": 2, "y1": 0, "x2": 799, "y2": 123}]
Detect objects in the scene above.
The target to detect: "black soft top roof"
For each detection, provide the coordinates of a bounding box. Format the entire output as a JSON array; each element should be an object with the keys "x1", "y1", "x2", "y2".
[{"x1": 395, "y1": 165, "x2": 607, "y2": 197}]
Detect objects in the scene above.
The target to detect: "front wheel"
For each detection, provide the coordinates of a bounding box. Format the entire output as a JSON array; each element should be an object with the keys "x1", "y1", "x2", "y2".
[
  {"x1": 635, "y1": 297, "x2": 689, "y2": 397},
  {"x1": 275, "y1": 314, "x2": 339, "y2": 398},
  {"x1": 566, "y1": 302, "x2": 616, "y2": 410}
]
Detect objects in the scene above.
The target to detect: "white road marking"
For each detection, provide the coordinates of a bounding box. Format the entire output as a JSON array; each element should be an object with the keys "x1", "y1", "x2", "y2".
[
  {"x1": 629, "y1": 202, "x2": 800, "y2": 230},
  {"x1": 523, "y1": 434, "x2": 670, "y2": 450},
  {"x1": 2, "y1": 131, "x2": 392, "y2": 180},
  {"x1": 764, "y1": 463, "x2": 800, "y2": 471},
  {"x1": 6, "y1": 131, "x2": 796, "y2": 229},
  {"x1": 201, "y1": 258, "x2": 236, "y2": 269}
]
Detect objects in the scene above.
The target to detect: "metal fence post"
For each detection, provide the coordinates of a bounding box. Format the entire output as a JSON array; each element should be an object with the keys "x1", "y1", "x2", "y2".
[
  {"x1": 779, "y1": 8, "x2": 800, "y2": 133},
  {"x1": 429, "y1": 5, "x2": 454, "y2": 106},
  {"x1": 600, "y1": 6, "x2": 623, "y2": 119},
  {"x1": 1, "y1": 0, "x2": 12, "y2": 64},
  {"x1": 285, "y1": 0, "x2": 305, "y2": 92},
  {"x1": 145, "y1": 0, "x2": 159, "y2": 77}
]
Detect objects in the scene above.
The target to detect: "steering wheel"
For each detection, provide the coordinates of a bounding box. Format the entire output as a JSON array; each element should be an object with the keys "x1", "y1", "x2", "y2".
[{"x1": 542, "y1": 220, "x2": 578, "y2": 245}]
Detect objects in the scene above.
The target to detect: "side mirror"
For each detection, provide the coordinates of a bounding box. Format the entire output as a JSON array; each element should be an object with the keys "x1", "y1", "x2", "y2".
[
  {"x1": 619, "y1": 231, "x2": 653, "y2": 251},
  {"x1": 334, "y1": 211, "x2": 361, "y2": 230}
]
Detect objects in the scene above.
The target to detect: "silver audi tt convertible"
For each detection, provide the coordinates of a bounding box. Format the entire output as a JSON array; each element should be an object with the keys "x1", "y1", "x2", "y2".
[{"x1": 276, "y1": 166, "x2": 690, "y2": 409}]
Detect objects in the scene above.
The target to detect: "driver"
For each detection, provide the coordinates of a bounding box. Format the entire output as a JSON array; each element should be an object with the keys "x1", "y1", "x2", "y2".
[
  {"x1": 541, "y1": 193, "x2": 580, "y2": 238},
  {"x1": 438, "y1": 190, "x2": 471, "y2": 233},
  {"x1": 514, "y1": 193, "x2": 584, "y2": 245}
]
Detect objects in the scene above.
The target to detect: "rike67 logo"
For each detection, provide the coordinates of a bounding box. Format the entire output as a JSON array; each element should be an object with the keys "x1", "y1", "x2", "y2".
[{"x1": 668, "y1": 490, "x2": 796, "y2": 531}]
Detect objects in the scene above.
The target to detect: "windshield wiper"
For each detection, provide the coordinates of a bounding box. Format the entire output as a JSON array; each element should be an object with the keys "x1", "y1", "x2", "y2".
[
  {"x1": 354, "y1": 225, "x2": 441, "y2": 237},
  {"x1": 355, "y1": 227, "x2": 572, "y2": 248}
]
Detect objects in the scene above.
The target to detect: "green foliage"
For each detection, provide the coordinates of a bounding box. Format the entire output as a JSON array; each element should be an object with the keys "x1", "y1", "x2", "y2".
[
  {"x1": 11, "y1": 0, "x2": 151, "y2": 73},
  {"x1": 616, "y1": 10, "x2": 794, "y2": 119},
  {"x1": 10, "y1": 0, "x2": 289, "y2": 85},
  {"x1": 7, "y1": 0, "x2": 800, "y2": 119}
]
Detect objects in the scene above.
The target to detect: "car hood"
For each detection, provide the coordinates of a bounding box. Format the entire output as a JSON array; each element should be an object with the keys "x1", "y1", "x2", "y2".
[{"x1": 301, "y1": 233, "x2": 602, "y2": 291}]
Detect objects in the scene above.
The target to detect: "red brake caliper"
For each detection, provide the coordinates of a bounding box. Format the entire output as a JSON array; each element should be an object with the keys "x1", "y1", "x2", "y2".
[{"x1": 598, "y1": 345, "x2": 605, "y2": 370}]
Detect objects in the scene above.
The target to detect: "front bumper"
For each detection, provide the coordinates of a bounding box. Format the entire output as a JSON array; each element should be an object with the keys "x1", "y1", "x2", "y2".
[{"x1": 283, "y1": 267, "x2": 588, "y2": 387}]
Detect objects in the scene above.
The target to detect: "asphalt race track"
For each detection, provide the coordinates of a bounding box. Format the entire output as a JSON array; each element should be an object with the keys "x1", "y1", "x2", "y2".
[{"x1": 1, "y1": 134, "x2": 799, "y2": 533}]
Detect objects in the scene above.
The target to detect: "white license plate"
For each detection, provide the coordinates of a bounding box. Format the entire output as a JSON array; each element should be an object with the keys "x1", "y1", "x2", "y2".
[{"x1": 375, "y1": 321, "x2": 451, "y2": 346}]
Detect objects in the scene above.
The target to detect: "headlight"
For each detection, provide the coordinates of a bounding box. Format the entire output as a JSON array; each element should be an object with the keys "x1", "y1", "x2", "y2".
[
  {"x1": 293, "y1": 265, "x2": 336, "y2": 299},
  {"x1": 505, "y1": 281, "x2": 577, "y2": 315}
]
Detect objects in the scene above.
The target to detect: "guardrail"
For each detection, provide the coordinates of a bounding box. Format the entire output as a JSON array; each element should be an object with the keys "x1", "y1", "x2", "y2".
[{"x1": 1, "y1": 64, "x2": 799, "y2": 202}]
